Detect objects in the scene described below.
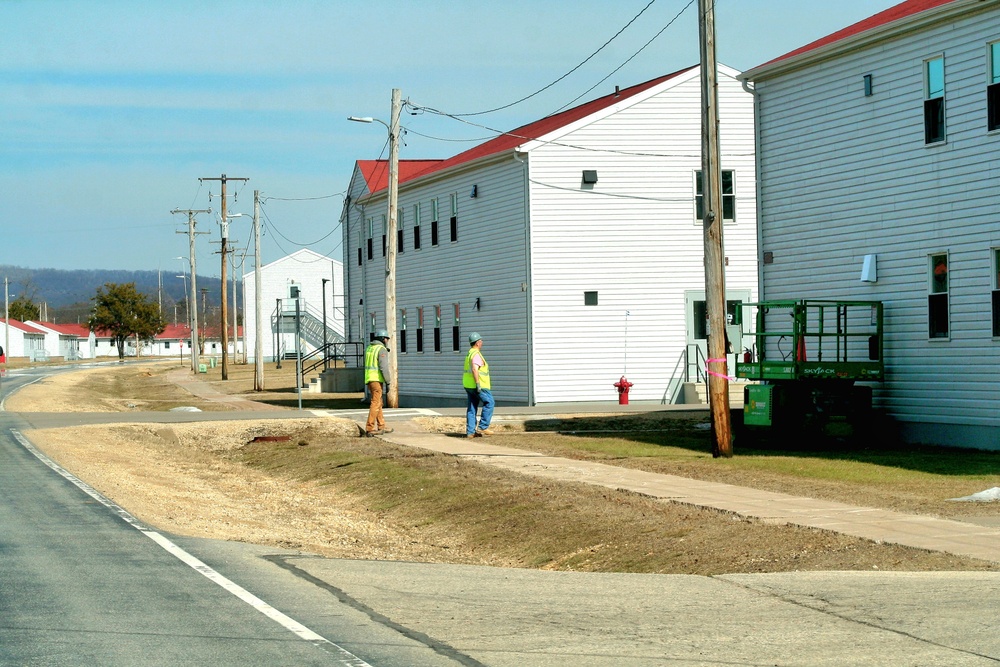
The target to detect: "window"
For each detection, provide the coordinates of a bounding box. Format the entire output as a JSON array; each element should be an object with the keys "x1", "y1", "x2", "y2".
[
  {"x1": 413, "y1": 203, "x2": 422, "y2": 250},
  {"x1": 695, "y1": 170, "x2": 735, "y2": 222},
  {"x1": 924, "y1": 56, "x2": 945, "y2": 144},
  {"x1": 431, "y1": 197, "x2": 440, "y2": 246},
  {"x1": 400, "y1": 309, "x2": 407, "y2": 353},
  {"x1": 366, "y1": 217, "x2": 373, "y2": 260},
  {"x1": 452, "y1": 303, "x2": 461, "y2": 352},
  {"x1": 357, "y1": 247, "x2": 362, "y2": 266},
  {"x1": 397, "y1": 208, "x2": 405, "y2": 253},
  {"x1": 988, "y1": 43, "x2": 1000, "y2": 131},
  {"x1": 416, "y1": 307, "x2": 424, "y2": 353},
  {"x1": 381, "y1": 214, "x2": 387, "y2": 257},
  {"x1": 584, "y1": 291, "x2": 598, "y2": 306},
  {"x1": 450, "y1": 193, "x2": 458, "y2": 242},
  {"x1": 369, "y1": 312, "x2": 376, "y2": 342},
  {"x1": 992, "y1": 248, "x2": 1000, "y2": 336},
  {"x1": 928, "y1": 253, "x2": 949, "y2": 339},
  {"x1": 358, "y1": 228, "x2": 364, "y2": 265},
  {"x1": 433, "y1": 305, "x2": 442, "y2": 352}
]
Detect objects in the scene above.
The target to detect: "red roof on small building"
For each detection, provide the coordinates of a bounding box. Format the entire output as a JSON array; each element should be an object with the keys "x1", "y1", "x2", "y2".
[
  {"x1": 157, "y1": 324, "x2": 192, "y2": 340},
  {"x1": 31, "y1": 322, "x2": 89, "y2": 337},
  {"x1": 1, "y1": 318, "x2": 47, "y2": 334},
  {"x1": 750, "y1": 0, "x2": 960, "y2": 72},
  {"x1": 360, "y1": 66, "x2": 697, "y2": 196}
]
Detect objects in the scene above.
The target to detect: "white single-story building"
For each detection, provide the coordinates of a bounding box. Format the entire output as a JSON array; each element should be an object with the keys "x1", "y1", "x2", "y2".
[
  {"x1": 741, "y1": 0, "x2": 1000, "y2": 449},
  {"x1": 0, "y1": 319, "x2": 48, "y2": 359},
  {"x1": 343, "y1": 64, "x2": 758, "y2": 406}
]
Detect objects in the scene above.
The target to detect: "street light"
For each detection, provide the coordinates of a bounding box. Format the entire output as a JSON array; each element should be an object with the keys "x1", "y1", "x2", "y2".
[{"x1": 348, "y1": 87, "x2": 401, "y2": 408}]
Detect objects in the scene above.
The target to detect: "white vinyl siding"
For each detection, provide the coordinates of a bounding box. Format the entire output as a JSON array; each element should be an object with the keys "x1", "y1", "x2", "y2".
[
  {"x1": 749, "y1": 5, "x2": 1000, "y2": 446},
  {"x1": 528, "y1": 68, "x2": 757, "y2": 402},
  {"x1": 346, "y1": 157, "x2": 531, "y2": 404}
]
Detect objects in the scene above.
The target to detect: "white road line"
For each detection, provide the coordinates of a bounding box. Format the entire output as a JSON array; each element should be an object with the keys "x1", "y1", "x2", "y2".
[{"x1": 11, "y1": 428, "x2": 373, "y2": 667}]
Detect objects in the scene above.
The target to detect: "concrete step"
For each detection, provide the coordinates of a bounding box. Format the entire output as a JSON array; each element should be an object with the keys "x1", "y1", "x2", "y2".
[{"x1": 680, "y1": 381, "x2": 749, "y2": 406}]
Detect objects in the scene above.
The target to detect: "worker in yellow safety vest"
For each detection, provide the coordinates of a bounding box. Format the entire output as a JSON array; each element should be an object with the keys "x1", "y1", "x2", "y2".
[
  {"x1": 462, "y1": 332, "x2": 495, "y2": 438},
  {"x1": 364, "y1": 329, "x2": 393, "y2": 437}
]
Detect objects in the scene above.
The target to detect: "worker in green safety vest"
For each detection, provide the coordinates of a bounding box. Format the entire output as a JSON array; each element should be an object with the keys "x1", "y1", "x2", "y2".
[
  {"x1": 463, "y1": 332, "x2": 495, "y2": 438},
  {"x1": 364, "y1": 329, "x2": 393, "y2": 437}
]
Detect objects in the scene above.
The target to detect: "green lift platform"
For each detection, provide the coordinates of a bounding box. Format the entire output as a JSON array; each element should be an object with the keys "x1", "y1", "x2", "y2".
[{"x1": 735, "y1": 300, "x2": 883, "y2": 435}]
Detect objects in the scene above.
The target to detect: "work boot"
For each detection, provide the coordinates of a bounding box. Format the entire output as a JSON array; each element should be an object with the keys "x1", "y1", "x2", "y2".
[{"x1": 476, "y1": 428, "x2": 494, "y2": 436}]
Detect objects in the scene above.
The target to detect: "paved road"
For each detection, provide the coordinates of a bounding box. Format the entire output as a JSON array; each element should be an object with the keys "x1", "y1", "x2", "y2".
[{"x1": 0, "y1": 369, "x2": 458, "y2": 666}]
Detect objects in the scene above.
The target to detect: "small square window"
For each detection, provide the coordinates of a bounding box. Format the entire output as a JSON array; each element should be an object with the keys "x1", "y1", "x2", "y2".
[{"x1": 584, "y1": 291, "x2": 598, "y2": 306}]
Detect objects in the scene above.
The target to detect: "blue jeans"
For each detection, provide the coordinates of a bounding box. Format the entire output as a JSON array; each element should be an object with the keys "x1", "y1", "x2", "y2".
[{"x1": 466, "y1": 388, "x2": 495, "y2": 435}]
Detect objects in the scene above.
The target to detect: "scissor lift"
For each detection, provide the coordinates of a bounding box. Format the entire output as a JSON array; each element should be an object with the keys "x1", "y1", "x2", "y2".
[{"x1": 735, "y1": 300, "x2": 884, "y2": 437}]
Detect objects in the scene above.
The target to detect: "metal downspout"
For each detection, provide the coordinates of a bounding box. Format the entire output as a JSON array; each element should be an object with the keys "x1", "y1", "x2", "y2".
[
  {"x1": 741, "y1": 76, "x2": 764, "y2": 303},
  {"x1": 514, "y1": 149, "x2": 534, "y2": 405}
]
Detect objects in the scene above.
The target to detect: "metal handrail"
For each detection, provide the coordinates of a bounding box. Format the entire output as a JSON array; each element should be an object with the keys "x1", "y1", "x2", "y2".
[{"x1": 661, "y1": 343, "x2": 710, "y2": 404}]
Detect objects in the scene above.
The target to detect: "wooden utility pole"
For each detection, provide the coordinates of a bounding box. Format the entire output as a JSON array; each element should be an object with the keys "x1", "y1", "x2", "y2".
[
  {"x1": 172, "y1": 207, "x2": 210, "y2": 373},
  {"x1": 253, "y1": 191, "x2": 264, "y2": 391},
  {"x1": 385, "y1": 88, "x2": 401, "y2": 408},
  {"x1": 200, "y1": 174, "x2": 248, "y2": 380},
  {"x1": 698, "y1": 0, "x2": 733, "y2": 457}
]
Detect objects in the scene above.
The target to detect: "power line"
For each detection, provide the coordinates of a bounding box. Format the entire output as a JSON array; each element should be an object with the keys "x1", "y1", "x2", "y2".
[
  {"x1": 552, "y1": 0, "x2": 696, "y2": 114},
  {"x1": 416, "y1": 0, "x2": 662, "y2": 117}
]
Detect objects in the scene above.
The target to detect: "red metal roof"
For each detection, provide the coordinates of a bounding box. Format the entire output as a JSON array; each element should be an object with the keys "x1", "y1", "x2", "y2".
[
  {"x1": 157, "y1": 324, "x2": 192, "y2": 340},
  {"x1": 357, "y1": 160, "x2": 443, "y2": 194},
  {"x1": 32, "y1": 322, "x2": 89, "y2": 337},
  {"x1": 360, "y1": 66, "x2": 696, "y2": 195},
  {"x1": 752, "y1": 0, "x2": 960, "y2": 71},
  {"x1": 1, "y1": 318, "x2": 47, "y2": 334}
]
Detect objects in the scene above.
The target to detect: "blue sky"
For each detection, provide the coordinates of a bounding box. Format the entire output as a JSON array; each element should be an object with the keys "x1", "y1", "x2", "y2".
[{"x1": 1, "y1": 0, "x2": 900, "y2": 276}]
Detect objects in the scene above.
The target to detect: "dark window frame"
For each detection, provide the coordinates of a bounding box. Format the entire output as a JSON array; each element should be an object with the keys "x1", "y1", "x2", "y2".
[{"x1": 695, "y1": 170, "x2": 735, "y2": 222}]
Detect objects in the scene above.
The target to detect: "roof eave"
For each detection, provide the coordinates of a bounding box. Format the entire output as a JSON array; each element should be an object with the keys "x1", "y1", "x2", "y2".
[{"x1": 742, "y1": 0, "x2": 992, "y2": 82}]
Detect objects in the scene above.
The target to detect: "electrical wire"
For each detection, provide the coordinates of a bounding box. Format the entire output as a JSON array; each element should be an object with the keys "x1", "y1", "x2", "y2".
[
  {"x1": 258, "y1": 204, "x2": 341, "y2": 247},
  {"x1": 552, "y1": 0, "x2": 695, "y2": 114},
  {"x1": 401, "y1": 125, "x2": 499, "y2": 144},
  {"x1": 529, "y1": 177, "x2": 698, "y2": 203},
  {"x1": 408, "y1": 110, "x2": 752, "y2": 159},
  {"x1": 413, "y1": 0, "x2": 661, "y2": 117}
]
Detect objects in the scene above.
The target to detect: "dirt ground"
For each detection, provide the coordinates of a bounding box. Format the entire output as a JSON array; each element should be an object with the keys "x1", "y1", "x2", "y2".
[{"x1": 7, "y1": 362, "x2": 997, "y2": 574}]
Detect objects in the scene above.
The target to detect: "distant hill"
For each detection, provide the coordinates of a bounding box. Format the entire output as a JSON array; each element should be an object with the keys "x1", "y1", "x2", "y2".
[{"x1": 0, "y1": 265, "x2": 223, "y2": 316}]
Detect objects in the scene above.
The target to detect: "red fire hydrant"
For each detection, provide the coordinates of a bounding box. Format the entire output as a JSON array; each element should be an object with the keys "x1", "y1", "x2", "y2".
[{"x1": 613, "y1": 375, "x2": 633, "y2": 405}]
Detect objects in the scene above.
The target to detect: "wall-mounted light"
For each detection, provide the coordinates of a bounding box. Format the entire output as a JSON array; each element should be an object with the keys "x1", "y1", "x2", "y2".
[
  {"x1": 582, "y1": 170, "x2": 598, "y2": 184},
  {"x1": 861, "y1": 254, "x2": 877, "y2": 282},
  {"x1": 470, "y1": 185, "x2": 478, "y2": 198}
]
